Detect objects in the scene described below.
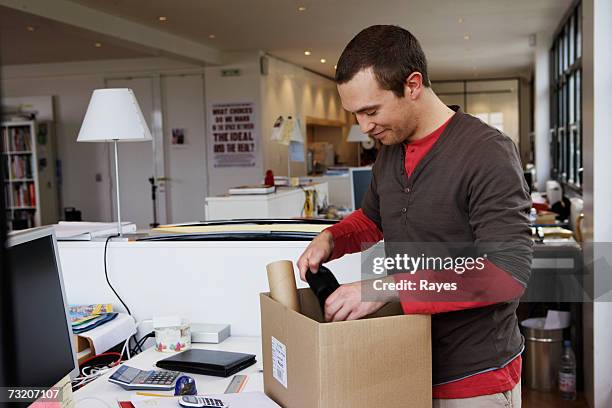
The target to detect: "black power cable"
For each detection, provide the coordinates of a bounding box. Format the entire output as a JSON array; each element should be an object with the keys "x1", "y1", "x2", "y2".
[{"x1": 104, "y1": 234, "x2": 131, "y2": 315}]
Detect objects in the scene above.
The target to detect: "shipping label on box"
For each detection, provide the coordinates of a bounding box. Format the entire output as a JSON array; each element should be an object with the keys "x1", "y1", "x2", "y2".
[{"x1": 271, "y1": 336, "x2": 288, "y2": 388}]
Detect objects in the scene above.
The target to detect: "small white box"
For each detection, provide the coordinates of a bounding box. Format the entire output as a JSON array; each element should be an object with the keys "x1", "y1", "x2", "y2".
[{"x1": 191, "y1": 323, "x2": 231, "y2": 343}]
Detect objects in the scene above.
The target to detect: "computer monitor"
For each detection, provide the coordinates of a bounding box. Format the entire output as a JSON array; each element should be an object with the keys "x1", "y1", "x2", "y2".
[
  {"x1": 3, "y1": 227, "x2": 79, "y2": 391},
  {"x1": 349, "y1": 167, "x2": 373, "y2": 210}
]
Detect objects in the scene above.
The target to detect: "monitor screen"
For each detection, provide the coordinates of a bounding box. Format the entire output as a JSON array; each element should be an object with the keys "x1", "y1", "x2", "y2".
[
  {"x1": 350, "y1": 168, "x2": 373, "y2": 210},
  {"x1": 5, "y1": 231, "x2": 77, "y2": 388}
]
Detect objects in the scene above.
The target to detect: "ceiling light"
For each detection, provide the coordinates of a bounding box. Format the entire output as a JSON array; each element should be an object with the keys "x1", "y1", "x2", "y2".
[
  {"x1": 458, "y1": 17, "x2": 464, "y2": 24},
  {"x1": 464, "y1": 34, "x2": 470, "y2": 40},
  {"x1": 297, "y1": 6, "x2": 306, "y2": 11},
  {"x1": 304, "y1": 50, "x2": 311, "y2": 56},
  {"x1": 94, "y1": 42, "x2": 102, "y2": 48},
  {"x1": 158, "y1": 16, "x2": 167, "y2": 22},
  {"x1": 25, "y1": 25, "x2": 35, "y2": 32},
  {"x1": 209, "y1": 34, "x2": 216, "y2": 39},
  {"x1": 320, "y1": 58, "x2": 326, "y2": 64},
  {"x1": 334, "y1": 65, "x2": 337, "y2": 70}
]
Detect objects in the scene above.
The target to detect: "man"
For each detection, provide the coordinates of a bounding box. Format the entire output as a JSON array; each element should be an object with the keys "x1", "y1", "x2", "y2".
[{"x1": 297, "y1": 25, "x2": 532, "y2": 407}]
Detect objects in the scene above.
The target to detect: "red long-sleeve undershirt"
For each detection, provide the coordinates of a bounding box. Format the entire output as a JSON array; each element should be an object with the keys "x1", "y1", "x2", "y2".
[{"x1": 324, "y1": 115, "x2": 523, "y2": 398}]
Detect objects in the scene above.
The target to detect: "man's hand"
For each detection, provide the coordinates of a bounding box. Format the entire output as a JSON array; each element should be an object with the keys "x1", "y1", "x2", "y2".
[
  {"x1": 297, "y1": 230, "x2": 334, "y2": 282},
  {"x1": 324, "y1": 281, "x2": 386, "y2": 322}
]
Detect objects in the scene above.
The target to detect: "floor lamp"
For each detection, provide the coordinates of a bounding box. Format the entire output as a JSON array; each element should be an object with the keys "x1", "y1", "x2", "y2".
[{"x1": 77, "y1": 88, "x2": 152, "y2": 236}]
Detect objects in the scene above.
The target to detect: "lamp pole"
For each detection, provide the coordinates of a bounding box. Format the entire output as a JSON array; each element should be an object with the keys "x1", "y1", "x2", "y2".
[{"x1": 113, "y1": 139, "x2": 122, "y2": 236}]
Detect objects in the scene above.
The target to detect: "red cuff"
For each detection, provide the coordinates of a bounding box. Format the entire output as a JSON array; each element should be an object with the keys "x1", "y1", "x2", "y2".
[
  {"x1": 325, "y1": 209, "x2": 383, "y2": 260},
  {"x1": 393, "y1": 259, "x2": 525, "y2": 314}
]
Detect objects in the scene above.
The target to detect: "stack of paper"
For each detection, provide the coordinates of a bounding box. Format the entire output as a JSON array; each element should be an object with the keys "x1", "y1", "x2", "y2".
[
  {"x1": 69, "y1": 303, "x2": 119, "y2": 334},
  {"x1": 69, "y1": 303, "x2": 113, "y2": 323},
  {"x1": 52, "y1": 221, "x2": 137, "y2": 240},
  {"x1": 72, "y1": 313, "x2": 118, "y2": 334}
]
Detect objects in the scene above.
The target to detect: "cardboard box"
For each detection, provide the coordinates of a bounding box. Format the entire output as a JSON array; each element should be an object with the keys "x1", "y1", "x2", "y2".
[
  {"x1": 73, "y1": 335, "x2": 94, "y2": 364},
  {"x1": 260, "y1": 289, "x2": 432, "y2": 408}
]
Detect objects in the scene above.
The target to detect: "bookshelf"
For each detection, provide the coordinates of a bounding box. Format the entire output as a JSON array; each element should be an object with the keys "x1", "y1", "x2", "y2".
[{"x1": 2, "y1": 120, "x2": 59, "y2": 231}]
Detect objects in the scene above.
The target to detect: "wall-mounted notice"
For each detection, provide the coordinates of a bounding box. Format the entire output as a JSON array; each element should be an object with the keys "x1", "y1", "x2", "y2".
[{"x1": 209, "y1": 102, "x2": 258, "y2": 168}]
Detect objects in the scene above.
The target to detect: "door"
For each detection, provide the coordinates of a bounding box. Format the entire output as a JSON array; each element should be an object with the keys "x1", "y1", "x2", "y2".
[{"x1": 162, "y1": 74, "x2": 208, "y2": 223}]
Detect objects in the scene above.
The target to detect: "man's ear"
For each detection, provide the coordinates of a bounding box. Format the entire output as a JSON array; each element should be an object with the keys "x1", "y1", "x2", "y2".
[{"x1": 404, "y1": 72, "x2": 424, "y2": 100}]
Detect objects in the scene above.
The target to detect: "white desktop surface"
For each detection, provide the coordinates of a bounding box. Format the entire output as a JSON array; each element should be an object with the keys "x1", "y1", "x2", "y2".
[{"x1": 73, "y1": 336, "x2": 264, "y2": 407}]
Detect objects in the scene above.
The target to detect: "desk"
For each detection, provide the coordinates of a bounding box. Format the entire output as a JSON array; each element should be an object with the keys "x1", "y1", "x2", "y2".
[
  {"x1": 73, "y1": 336, "x2": 266, "y2": 407},
  {"x1": 204, "y1": 184, "x2": 328, "y2": 220}
]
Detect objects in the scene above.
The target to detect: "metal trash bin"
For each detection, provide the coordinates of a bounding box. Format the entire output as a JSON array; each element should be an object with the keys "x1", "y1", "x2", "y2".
[{"x1": 521, "y1": 318, "x2": 564, "y2": 390}]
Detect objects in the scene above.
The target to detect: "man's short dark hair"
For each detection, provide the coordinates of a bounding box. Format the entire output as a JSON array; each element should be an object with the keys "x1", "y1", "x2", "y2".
[{"x1": 335, "y1": 25, "x2": 431, "y2": 97}]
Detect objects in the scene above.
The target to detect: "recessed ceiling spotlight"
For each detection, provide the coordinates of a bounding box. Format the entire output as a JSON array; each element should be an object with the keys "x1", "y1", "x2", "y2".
[
  {"x1": 297, "y1": 6, "x2": 306, "y2": 11},
  {"x1": 209, "y1": 34, "x2": 216, "y2": 39},
  {"x1": 464, "y1": 34, "x2": 470, "y2": 40},
  {"x1": 94, "y1": 42, "x2": 102, "y2": 48},
  {"x1": 458, "y1": 17, "x2": 464, "y2": 24},
  {"x1": 25, "y1": 25, "x2": 35, "y2": 32},
  {"x1": 320, "y1": 58, "x2": 326, "y2": 64},
  {"x1": 334, "y1": 65, "x2": 337, "y2": 70},
  {"x1": 158, "y1": 16, "x2": 168, "y2": 22},
  {"x1": 304, "y1": 50, "x2": 311, "y2": 56}
]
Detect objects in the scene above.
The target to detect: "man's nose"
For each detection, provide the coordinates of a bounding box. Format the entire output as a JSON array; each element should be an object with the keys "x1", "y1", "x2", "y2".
[{"x1": 356, "y1": 116, "x2": 375, "y2": 134}]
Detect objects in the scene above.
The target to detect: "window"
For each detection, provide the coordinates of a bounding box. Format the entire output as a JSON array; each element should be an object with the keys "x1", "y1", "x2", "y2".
[
  {"x1": 433, "y1": 79, "x2": 520, "y2": 147},
  {"x1": 550, "y1": 2, "x2": 582, "y2": 189}
]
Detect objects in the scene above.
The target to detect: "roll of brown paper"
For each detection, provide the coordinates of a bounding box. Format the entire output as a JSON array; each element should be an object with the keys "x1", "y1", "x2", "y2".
[{"x1": 266, "y1": 260, "x2": 301, "y2": 312}]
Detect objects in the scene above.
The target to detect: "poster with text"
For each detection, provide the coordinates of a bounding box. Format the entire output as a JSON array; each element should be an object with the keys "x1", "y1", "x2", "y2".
[{"x1": 209, "y1": 102, "x2": 258, "y2": 168}]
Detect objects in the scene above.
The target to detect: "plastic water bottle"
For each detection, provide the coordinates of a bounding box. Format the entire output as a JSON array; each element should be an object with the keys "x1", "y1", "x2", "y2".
[
  {"x1": 529, "y1": 208, "x2": 537, "y2": 224},
  {"x1": 559, "y1": 340, "x2": 577, "y2": 400}
]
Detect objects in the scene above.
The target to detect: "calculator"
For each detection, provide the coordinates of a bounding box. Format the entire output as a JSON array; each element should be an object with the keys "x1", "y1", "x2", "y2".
[
  {"x1": 178, "y1": 396, "x2": 227, "y2": 408},
  {"x1": 108, "y1": 365, "x2": 181, "y2": 390}
]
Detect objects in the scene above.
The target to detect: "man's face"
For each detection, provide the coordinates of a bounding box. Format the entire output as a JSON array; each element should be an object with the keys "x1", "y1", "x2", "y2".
[{"x1": 338, "y1": 68, "x2": 417, "y2": 145}]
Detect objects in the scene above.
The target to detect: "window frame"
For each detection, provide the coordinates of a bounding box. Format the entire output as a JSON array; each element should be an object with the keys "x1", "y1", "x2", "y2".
[{"x1": 550, "y1": 1, "x2": 582, "y2": 193}]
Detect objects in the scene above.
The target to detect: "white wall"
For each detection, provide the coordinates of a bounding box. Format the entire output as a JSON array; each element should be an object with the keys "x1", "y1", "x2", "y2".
[
  {"x1": 1, "y1": 70, "x2": 111, "y2": 221},
  {"x1": 534, "y1": 31, "x2": 551, "y2": 191},
  {"x1": 203, "y1": 51, "x2": 264, "y2": 196},
  {"x1": 261, "y1": 56, "x2": 347, "y2": 177},
  {"x1": 1, "y1": 58, "x2": 208, "y2": 224},
  {"x1": 582, "y1": 1, "x2": 612, "y2": 407}
]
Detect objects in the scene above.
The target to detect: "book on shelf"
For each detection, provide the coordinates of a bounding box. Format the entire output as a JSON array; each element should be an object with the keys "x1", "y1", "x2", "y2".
[
  {"x1": 2, "y1": 125, "x2": 32, "y2": 152},
  {"x1": 11, "y1": 182, "x2": 36, "y2": 207},
  {"x1": 228, "y1": 184, "x2": 276, "y2": 195},
  {"x1": 9, "y1": 156, "x2": 33, "y2": 179}
]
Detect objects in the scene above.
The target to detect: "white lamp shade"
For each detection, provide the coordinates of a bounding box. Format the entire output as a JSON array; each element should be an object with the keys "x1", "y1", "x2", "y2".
[
  {"x1": 77, "y1": 88, "x2": 152, "y2": 142},
  {"x1": 347, "y1": 124, "x2": 370, "y2": 142}
]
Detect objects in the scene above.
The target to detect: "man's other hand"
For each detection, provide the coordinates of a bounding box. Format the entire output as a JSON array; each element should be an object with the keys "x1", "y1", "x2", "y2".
[
  {"x1": 297, "y1": 230, "x2": 334, "y2": 282},
  {"x1": 324, "y1": 281, "x2": 386, "y2": 322}
]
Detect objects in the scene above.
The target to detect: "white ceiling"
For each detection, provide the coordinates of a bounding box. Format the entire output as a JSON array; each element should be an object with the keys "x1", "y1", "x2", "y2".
[
  {"x1": 2, "y1": 0, "x2": 572, "y2": 80},
  {"x1": 0, "y1": 5, "x2": 153, "y2": 65}
]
